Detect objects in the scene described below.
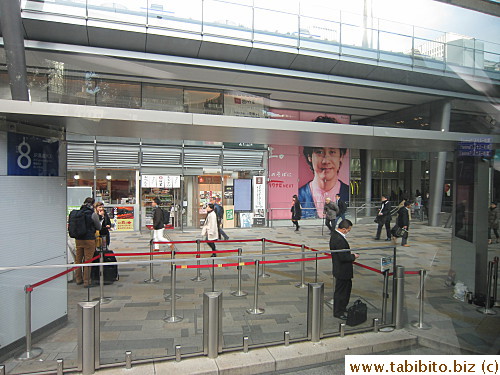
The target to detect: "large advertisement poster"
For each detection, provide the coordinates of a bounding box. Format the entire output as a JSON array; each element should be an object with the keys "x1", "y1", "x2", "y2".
[{"x1": 269, "y1": 144, "x2": 350, "y2": 220}]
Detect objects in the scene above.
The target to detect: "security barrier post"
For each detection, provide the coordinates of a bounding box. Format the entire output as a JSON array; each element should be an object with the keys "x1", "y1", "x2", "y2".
[
  {"x1": 144, "y1": 239, "x2": 159, "y2": 283},
  {"x1": 165, "y1": 250, "x2": 181, "y2": 300},
  {"x1": 17, "y1": 285, "x2": 43, "y2": 360},
  {"x1": 373, "y1": 318, "x2": 379, "y2": 333},
  {"x1": 56, "y1": 359, "x2": 63, "y2": 375},
  {"x1": 96, "y1": 250, "x2": 111, "y2": 304},
  {"x1": 493, "y1": 257, "x2": 499, "y2": 307},
  {"x1": 0, "y1": 365, "x2": 4, "y2": 375},
  {"x1": 307, "y1": 282, "x2": 324, "y2": 342},
  {"x1": 77, "y1": 301, "x2": 100, "y2": 374},
  {"x1": 339, "y1": 323, "x2": 346, "y2": 337},
  {"x1": 191, "y1": 239, "x2": 206, "y2": 282},
  {"x1": 260, "y1": 238, "x2": 270, "y2": 278},
  {"x1": 394, "y1": 265, "x2": 405, "y2": 329},
  {"x1": 125, "y1": 351, "x2": 132, "y2": 369},
  {"x1": 243, "y1": 336, "x2": 249, "y2": 353},
  {"x1": 203, "y1": 291, "x2": 222, "y2": 358},
  {"x1": 246, "y1": 261, "x2": 265, "y2": 315},
  {"x1": 412, "y1": 269, "x2": 431, "y2": 329},
  {"x1": 477, "y1": 261, "x2": 497, "y2": 315},
  {"x1": 295, "y1": 245, "x2": 307, "y2": 288},
  {"x1": 284, "y1": 331, "x2": 290, "y2": 346},
  {"x1": 175, "y1": 345, "x2": 181, "y2": 362},
  {"x1": 379, "y1": 270, "x2": 394, "y2": 332},
  {"x1": 231, "y1": 248, "x2": 248, "y2": 297},
  {"x1": 164, "y1": 263, "x2": 183, "y2": 323}
]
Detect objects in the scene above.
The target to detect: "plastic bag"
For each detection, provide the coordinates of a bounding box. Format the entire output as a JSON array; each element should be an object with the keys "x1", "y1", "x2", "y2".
[{"x1": 453, "y1": 282, "x2": 468, "y2": 302}]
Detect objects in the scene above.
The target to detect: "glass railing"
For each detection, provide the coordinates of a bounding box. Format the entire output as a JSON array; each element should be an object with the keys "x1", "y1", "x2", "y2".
[
  {"x1": 19, "y1": 0, "x2": 500, "y2": 76},
  {"x1": 1, "y1": 238, "x2": 398, "y2": 373}
]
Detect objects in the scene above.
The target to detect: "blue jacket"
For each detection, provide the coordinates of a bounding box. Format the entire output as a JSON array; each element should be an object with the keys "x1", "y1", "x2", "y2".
[{"x1": 298, "y1": 181, "x2": 349, "y2": 219}]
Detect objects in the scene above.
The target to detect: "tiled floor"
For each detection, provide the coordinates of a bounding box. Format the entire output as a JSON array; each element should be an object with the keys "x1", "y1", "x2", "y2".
[{"x1": 2, "y1": 221, "x2": 499, "y2": 374}]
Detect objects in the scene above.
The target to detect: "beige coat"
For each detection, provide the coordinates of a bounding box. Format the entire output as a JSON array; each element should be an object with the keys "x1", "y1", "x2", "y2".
[{"x1": 201, "y1": 210, "x2": 219, "y2": 240}]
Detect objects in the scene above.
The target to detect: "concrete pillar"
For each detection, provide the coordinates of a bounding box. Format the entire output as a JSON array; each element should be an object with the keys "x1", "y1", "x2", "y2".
[
  {"x1": 360, "y1": 149, "x2": 372, "y2": 216},
  {"x1": 0, "y1": 0, "x2": 29, "y2": 101},
  {"x1": 428, "y1": 101, "x2": 451, "y2": 226}
]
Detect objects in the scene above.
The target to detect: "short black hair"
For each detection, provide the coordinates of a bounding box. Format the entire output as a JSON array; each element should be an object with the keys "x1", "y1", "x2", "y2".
[
  {"x1": 153, "y1": 197, "x2": 161, "y2": 205},
  {"x1": 84, "y1": 197, "x2": 95, "y2": 205},
  {"x1": 302, "y1": 147, "x2": 347, "y2": 172},
  {"x1": 208, "y1": 203, "x2": 215, "y2": 209},
  {"x1": 338, "y1": 219, "x2": 352, "y2": 229}
]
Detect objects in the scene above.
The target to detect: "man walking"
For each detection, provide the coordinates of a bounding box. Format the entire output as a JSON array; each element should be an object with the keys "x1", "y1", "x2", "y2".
[
  {"x1": 375, "y1": 194, "x2": 392, "y2": 241},
  {"x1": 323, "y1": 197, "x2": 339, "y2": 232},
  {"x1": 335, "y1": 193, "x2": 347, "y2": 224},
  {"x1": 330, "y1": 219, "x2": 359, "y2": 320},
  {"x1": 210, "y1": 196, "x2": 229, "y2": 240}
]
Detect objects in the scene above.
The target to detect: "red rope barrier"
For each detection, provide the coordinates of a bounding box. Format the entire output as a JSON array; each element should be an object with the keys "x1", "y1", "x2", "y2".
[
  {"x1": 404, "y1": 271, "x2": 421, "y2": 275},
  {"x1": 265, "y1": 239, "x2": 302, "y2": 247},
  {"x1": 175, "y1": 249, "x2": 239, "y2": 255},
  {"x1": 353, "y1": 261, "x2": 383, "y2": 274},
  {"x1": 109, "y1": 251, "x2": 172, "y2": 257},
  {"x1": 29, "y1": 254, "x2": 101, "y2": 291}
]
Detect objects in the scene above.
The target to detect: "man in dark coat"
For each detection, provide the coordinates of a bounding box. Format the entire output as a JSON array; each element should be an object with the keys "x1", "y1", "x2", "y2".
[
  {"x1": 375, "y1": 194, "x2": 392, "y2": 241},
  {"x1": 395, "y1": 200, "x2": 411, "y2": 246},
  {"x1": 330, "y1": 219, "x2": 359, "y2": 320}
]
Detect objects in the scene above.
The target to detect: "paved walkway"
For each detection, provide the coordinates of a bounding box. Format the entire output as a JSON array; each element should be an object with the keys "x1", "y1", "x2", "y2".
[{"x1": 3, "y1": 221, "x2": 499, "y2": 374}]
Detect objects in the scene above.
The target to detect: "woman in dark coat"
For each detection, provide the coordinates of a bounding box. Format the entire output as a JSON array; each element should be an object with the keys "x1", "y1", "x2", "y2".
[
  {"x1": 291, "y1": 195, "x2": 302, "y2": 232},
  {"x1": 395, "y1": 200, "x2": 411, "y2": 246}
]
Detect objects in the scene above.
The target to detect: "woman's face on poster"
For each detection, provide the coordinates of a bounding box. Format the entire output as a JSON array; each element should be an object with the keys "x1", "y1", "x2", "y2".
[{"x1": 308, "y1": 147, "x2": 343, "y2": 182}]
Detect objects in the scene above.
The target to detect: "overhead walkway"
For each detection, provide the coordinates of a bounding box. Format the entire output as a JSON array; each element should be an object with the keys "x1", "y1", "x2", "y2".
[{"x1": 2, "y1": 222, "x2": 498, "y2": 374}]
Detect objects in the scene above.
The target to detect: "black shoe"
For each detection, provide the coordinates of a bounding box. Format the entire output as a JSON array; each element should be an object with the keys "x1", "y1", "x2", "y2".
[
  {"x1": 294, "y1": 228, "x2": 299, "y2": 232},
  {"x1": 385, "y1": 238, "x2": 392, "y2": 241},
  {"x1": 76, "y1": 281, "x2": 83, "y2": 285},
  {"x1": 84, "y1": 284, "x2": 95, "y2": 288},
  {"x1": 211, "y1": 254, "x2": 217, "y2": 257},
  {"x1": 374, "y1": 237, "x2": 380, "y2": 240},
  {"x1": 224, "y1": 237, "x2": 229, "y2": 240},
  {"x1": 334, "y1": 314, "x2": 348, "y2": 320}
]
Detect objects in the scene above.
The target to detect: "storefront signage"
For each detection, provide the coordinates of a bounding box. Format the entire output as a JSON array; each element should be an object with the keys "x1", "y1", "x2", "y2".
[
  {"x1": 142, "y1": 175, "x2": 180, "y2": 188},
  {"x1": 7, "y1": 132, "x2": 59, "y2": 176},
  {"x1": 253, "y1": 176, "x2": 266, "y2": 220},
  {"x1": 113, "y1": 206, "x2": 135, "y2": 232}
]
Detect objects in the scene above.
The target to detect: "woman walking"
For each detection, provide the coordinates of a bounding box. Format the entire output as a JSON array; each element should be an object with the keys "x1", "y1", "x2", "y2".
[
  {"x1": 488, "y1": 202, "x2": 499, "y2": 244},
  {"x1": 395, "y1": 200, "x2": 411, "y2": 247},
  {"x1": 291, "y1": 195, "x2": 302, "y2": 232}
]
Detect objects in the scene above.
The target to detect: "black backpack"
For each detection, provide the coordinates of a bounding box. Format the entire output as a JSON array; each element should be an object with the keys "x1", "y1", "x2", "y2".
[{"x1": 68, "y1": 209, "x2": 87, "y2": 239}]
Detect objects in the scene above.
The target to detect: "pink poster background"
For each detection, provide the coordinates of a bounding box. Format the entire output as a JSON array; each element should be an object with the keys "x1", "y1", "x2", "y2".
[
  {"x1": 268, "y1": 145, "x2": 350, "y2": 220},
  {"x1": 268, "y1": 145, "x2": 299, "y2": 220}
]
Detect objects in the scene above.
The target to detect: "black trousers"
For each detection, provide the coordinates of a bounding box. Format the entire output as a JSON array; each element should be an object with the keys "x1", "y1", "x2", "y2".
[
  {"x1": 376, "y1": 220, "x2": 391, "y2": 239},
  {"x1": 325, "y1": 218, "x2": 335, "y2": 231},
  {"x1": 333, "y1": 278, "x2": 352, "y2": 317}
]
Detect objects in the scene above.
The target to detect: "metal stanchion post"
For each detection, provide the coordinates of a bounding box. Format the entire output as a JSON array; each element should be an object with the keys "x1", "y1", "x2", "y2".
[
  {"x1": 94, "y1": 250, "x2": 111, "y2": 304},
  {"x1": 260, "y1": 238, "x2": 270, "y2": 278},
  {"x1": 56, "y1": 359, "x2": 63, "y2": 375},
  {"x1": 243, "y1": 336, "x2": 249, "y2": 353},
  {"x1": 477, "y1": 261, "x2": 497, "y2": 315},
  {"x1": 17, "y1": 285, "x2": 43, "y2": 360},
  {"x1": 412, "y1": 269, "x2": 431, "y2": 329},
  {"x1": 77, "y1": 301, "x2": 100, "y2": 375},
  {"x1": 125, "y1": 351, "x2": 132, "y2": 369},
  {"x1": 307, "y1": 282, "x2": 324, "y2": 342},
  {"x1": 144, "y1": 239, "x2": 159, "y2": 283},
  {"x1": 0, "y1": 365, "x2": 5, "y2": 375},
  {"x1": 339, "y1": 322, "x2": 346, "y2": 337},
  {"x1": 246, "y1": 261, "x2": 265, "y2": 315},
  {"x1": 394, "y1": 265, "x2": 405, "y2": 329},
  {"x1": 165, "y1": 250, "x2": 181, "y2": 300},
  {"x1": 315, "y1": 254, "x2": 318, "y2": 283},
  {"x1": 379, "y1": 270, "x2": 394, "y2": 332},
  {"x1": 164, "y1": 263, "x2": 183, "y2": 323},
  {"x1": 373, "y1": 318, "x2": 379, "y2": 333},
  {"x1": 175, "y1": 345, "x2": 181, "y2": 362},
  {"x1": 191, "y1": 239, "x2": 206, "y2": 282},
  {"x1": 231, "y1": 248, "x2": 248, "y2": 297},
  {"x1": 296, "y1": 245, "x2": 307, "y2": 288},
  {"x1": 284, "y1": 331, "x2": 290, "y2": 346},
  {"x1": 203, "y1": 291, "x2": 222, "y2": 359},
  {"x1": 493, "y1": 257, "x2": 499, "y2": 308}
]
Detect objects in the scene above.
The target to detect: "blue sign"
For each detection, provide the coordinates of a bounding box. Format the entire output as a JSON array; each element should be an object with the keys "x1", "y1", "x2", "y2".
[
  {"x1": 8, "y1": 133, "x2": 59, "y2": 176},
  {"x1": 458, "y1": 138, "x2": 493, "y2": 157}
]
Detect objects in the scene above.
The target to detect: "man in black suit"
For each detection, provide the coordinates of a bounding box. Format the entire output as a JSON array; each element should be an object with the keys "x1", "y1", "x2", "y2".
[
  {"x1": 330, "y1": 219, "x2": 359, "y2": 320},
  {"x1": 375, "y1": 194, "x2": 392, "y2": 241}
]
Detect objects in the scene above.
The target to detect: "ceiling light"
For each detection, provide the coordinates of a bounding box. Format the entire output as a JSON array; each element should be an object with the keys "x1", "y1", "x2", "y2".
[
  {"x1": 74, "y1": 173, "x2": 80, "y2": 180},
  {"x1": 106, "y1": 174, "x2": 112, "y2": 180}
]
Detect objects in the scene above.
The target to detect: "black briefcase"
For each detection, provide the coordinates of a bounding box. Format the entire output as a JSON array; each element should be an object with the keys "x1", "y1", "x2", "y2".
[{"x1": 346, "y1": 299, "x2": 367, "y2": 326}]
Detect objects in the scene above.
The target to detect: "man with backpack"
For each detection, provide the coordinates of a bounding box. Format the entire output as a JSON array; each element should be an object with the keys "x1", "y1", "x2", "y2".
[
  {"x1": 69, "y1": 197, "x2": 101, "y2": 288},
  {"x1": 210, "y1": 196, "x2": 229, "y2": 240},
  {"x1": 152, "y1": 197, "x2": 168, "y2": 251}
]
